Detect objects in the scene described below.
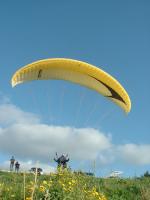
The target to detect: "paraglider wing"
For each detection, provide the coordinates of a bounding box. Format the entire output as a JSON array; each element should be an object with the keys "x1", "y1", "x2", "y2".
[{"x1": 11, "y1": 58, "x2": 131, "y2": 113}]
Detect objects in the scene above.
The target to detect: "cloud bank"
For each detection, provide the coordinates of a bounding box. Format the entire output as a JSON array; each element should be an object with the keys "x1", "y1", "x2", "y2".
[
  {"x1": 0, "y1": 99, "x2": 150, "y2": 172},
  {"x1": 0, "y1": 102, "x2": 111, "y2": 162}
]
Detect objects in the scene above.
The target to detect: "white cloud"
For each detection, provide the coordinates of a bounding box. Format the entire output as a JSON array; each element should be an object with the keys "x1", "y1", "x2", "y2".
[
  {"x1": 0, "y1": 123, "x2": 112, "y2": 162},
  {"x1": 117, "y1": 144, "x2": 150, "y2": 165},
  {"x1": 0, "y1": 103, "x2": 40, "y2": 125},
  {"x1": 0, "y1": 102, "x2": 111, "y2": 165},
  {"x1": 1, "y1": 99, "x2": 150, "y2": 169}
]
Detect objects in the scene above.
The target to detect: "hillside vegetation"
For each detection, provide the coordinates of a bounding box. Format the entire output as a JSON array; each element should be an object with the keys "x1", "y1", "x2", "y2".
[{"x1": 0, "y1": 170, "x2": 150, "y2": 200}]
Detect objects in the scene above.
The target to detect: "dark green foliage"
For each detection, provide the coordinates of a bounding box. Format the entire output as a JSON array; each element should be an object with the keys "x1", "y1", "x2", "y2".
[{"x1": 143, "y1": 171, "x2": 150, "y2": 177}]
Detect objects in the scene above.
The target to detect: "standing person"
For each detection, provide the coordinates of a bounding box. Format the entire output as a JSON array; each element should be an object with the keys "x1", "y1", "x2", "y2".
[
  {"x1": 10, "y1": 156, "x2": 15, "y2": 171},
  {"x1": 54, "y1": 153, "x2": 70, "y2": 169},
  {"x1": 15, "y1": 161, "x2": 20, "y2": 173}
]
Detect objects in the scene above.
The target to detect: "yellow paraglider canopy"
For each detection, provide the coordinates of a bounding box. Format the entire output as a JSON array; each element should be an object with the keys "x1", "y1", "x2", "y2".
[{"x1": 11, "y1": 58, "x2": 131, "y2": 113}]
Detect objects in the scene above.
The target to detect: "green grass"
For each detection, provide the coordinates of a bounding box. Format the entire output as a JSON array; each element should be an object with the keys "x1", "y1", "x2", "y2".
[{"x1": 0, "y1": 170, "x2": 150, "y2": 200}]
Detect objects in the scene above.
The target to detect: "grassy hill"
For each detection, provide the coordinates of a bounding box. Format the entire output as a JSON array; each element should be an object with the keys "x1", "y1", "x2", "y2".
[{"x1": 0, "y1": 170, "x2": 150, "y2": 200}]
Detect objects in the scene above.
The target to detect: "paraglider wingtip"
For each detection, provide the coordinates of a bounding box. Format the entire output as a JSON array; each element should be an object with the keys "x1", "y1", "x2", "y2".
[
  {"x1": 11, "y1": 79, "x2": 17, "y2": 88},
  {"x1": 124, "y1": 107, "x2": 131, "y2": 115},
  {"x1": 11, "y1": 82, "x2": 15, "y2": 88}
]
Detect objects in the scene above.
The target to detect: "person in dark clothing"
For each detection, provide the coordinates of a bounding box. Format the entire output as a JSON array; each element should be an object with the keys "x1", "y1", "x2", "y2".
[
  {"x1": 54, "y1": 153, "x2": 69, "y2": 169},
  {"x1": 10, "y1": 156, "x2": 15, "y2": 171},
  {"x1": 15, "y1": 161, "x2": 20, "y2": 173}
]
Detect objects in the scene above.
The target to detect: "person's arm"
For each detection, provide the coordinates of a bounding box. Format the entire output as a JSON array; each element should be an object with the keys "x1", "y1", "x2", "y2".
[{"x1": 54, "y1": 158, "x2": 58, "y2": 162}]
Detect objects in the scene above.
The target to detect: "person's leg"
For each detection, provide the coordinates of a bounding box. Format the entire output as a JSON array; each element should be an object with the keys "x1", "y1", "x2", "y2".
[{"x1": 10, "y1": 163, "x2": 12, "y2": 171}]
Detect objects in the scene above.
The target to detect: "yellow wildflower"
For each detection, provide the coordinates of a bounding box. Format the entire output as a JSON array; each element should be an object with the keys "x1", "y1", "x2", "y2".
[
  {"x1": 43, "y1": 180, "x2": 47, "y2": 185},
  {"x1": 25, "y1": 197, "x2": 32, "y2": 200},
  {"x1": 63, "y1": 187, "x2": 67, "y2": 191},
  {"x1": 71, "y1": 179, "x2": 76, "y2": 184},
  {"x1": 39, "y1": 185, "x2": 46, "y2": 192},
  {"x1": 28, "y1": 187, "x2": 34, "y2": 192},
  {"x1": 94, "y1": 191, "x2": 99, "y2": 196}
]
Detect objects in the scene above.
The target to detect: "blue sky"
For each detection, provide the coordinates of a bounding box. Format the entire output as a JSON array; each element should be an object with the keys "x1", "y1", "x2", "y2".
[{"x1": 0, "y1": 0, "x2": 150, "y2": 177}]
